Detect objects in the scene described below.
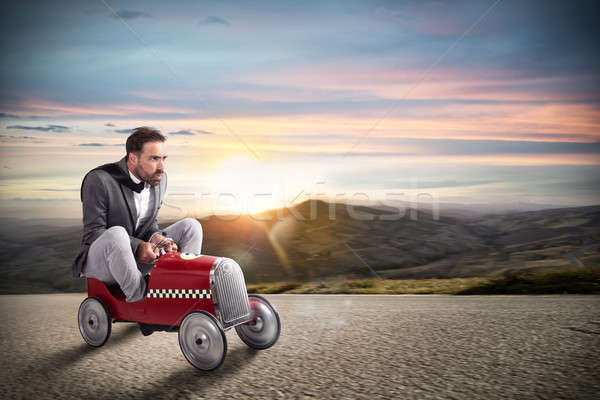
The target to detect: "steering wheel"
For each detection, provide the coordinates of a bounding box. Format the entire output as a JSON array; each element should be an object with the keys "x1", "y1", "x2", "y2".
[{"x1": 151, "y1": 237, "x2": 175, "y2": 264}]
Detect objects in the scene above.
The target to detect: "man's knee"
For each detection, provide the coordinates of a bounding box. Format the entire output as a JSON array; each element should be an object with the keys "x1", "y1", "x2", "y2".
[
  {"x1": 86, "y1": 226, "x2": 132, "y2": 276},
  {"x1": 182, "y1": 218, "x2": 202, "y2": 234},
  {"x1": 102, "y1": 226, "x2": 131, "y2": 249},
  {"x1": 106, "y1": 225, "x2": 129, "y2": 239}
]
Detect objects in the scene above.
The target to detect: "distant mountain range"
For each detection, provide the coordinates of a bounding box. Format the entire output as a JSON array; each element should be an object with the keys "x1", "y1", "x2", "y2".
[{"x1": 0, "y1": 200, "x2": 599, "y2": 294}]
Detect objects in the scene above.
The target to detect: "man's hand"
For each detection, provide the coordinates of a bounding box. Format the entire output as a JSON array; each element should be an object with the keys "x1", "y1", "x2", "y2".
[
  {"x1": 150, "y1": 233, "x2": 178, "y2": 253},
  {"x1": 136, "y1": 242, "x2": 160, "y2": 264}
]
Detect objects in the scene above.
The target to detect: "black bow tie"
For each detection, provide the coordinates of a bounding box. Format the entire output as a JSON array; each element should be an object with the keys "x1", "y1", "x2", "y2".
[{"x1": 131, "y1": 181, "x2": 145, "y2": 193}]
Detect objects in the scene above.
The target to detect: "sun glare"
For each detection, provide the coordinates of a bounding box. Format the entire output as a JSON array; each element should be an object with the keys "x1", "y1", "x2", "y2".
[{"x1": 207, "y1": 154, "x2": 286, "y2": 214}]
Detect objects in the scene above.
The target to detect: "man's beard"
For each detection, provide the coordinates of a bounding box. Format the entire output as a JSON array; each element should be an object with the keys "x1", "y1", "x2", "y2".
[{"x1": 134, "y1": 165, "x2": 162, "y2": 186}]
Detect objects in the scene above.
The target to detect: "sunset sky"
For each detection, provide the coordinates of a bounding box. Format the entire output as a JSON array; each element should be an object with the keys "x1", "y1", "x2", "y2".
[{"x1": 1, "y1": 0, "x2": 599, "y2": 219}]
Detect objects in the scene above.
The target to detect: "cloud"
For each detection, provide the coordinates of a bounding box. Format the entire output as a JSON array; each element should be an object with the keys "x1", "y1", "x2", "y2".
[
  {"x1": 78, "y1": 143, "x2": 122, "y2": 147},
  {"x1": 199, "y1": 16, "x2": 230, "y2": 26},
  {"x1": 113, "y1": 9, "x2": 151, "y2": 20},
  {"x1": 38, "y1": 188, "x2": 78, "y2": 192},
  {"x1": 419, "y1": 139, "x2": 600, "y2": 156},
  {"x1": 104, "y1": 122, "x2": 115, "y2": 127},
  {"x1": 0, "y1": 113, "x2": 49, "y2": 119},
  {"x1": 0, "y1": 134, "x2": 36, "y2": 140},
  {"x1": 4, "y1": 96, "x2": 199, "y2": 118},
  {"x1": 0, "y1": 134, "x2": 44, "y2": 143},
  {"x1": 168, "y1": 129, "x2": 214, "y2": 136},
  {"x1": 7, "y1": 124, "x2": 69, "y2": 132},
  {"x1": 169, "y1": 129, "x2": 214, "y2": 136},
  {"x1": 114, "y1": 129, "x2": 131, "y2": 134},
  {"x1": 168, "y1": 130, "x2": 194, "y2": 136},
  {"x1": 0, "y1": 112, "x2": 21, "y2": 119},
  {"x1": 394, "y1": 179, "x2": 500, "y2": 189}
]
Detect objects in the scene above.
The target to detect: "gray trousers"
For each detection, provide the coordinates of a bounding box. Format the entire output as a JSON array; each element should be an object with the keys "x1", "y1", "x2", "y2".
[{"x1": 84, "y1": 218, "x2": 203, "y2": 302}]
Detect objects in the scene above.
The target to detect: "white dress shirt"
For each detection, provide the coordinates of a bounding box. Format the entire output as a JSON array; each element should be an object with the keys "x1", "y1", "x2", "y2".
[{"x1": 128, "y1": 169, "x2": 154, "y2": 230}]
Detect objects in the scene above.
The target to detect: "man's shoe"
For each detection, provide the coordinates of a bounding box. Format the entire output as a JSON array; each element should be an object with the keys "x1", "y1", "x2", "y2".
[{"x1": 139, "y1": 323, "x2": 154, "y2": 336}]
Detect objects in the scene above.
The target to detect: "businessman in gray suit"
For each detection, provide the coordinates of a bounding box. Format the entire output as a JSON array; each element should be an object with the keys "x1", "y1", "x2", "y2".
[{"x1": 72, "y1": 127, "x2": 203, "y2": 302}]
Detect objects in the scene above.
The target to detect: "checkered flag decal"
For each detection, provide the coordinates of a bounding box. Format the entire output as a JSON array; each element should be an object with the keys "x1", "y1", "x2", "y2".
[{"x1": 146, "y1": 288, "x2": 211, "y2": 299}]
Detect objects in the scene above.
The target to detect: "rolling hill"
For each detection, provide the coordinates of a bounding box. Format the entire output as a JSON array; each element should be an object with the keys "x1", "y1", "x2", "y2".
[{"x1": 0, "y1": 201, "x2": 598, "y2": 294}]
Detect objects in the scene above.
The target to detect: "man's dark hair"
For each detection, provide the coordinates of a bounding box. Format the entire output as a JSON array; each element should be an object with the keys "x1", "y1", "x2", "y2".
[{"x1": 125, "y1": 127, "x2": 166, "y2": 157}]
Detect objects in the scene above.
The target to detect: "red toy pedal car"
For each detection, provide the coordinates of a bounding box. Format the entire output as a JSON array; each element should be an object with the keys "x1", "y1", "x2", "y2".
[{"x1": 77, "y1": 252, "x2": 281, "y2": 370}]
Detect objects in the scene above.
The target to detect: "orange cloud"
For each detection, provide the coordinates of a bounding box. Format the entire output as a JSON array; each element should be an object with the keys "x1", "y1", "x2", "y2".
[{"x1": 241, "y1": 65, "x2": 597, "y2": 102}]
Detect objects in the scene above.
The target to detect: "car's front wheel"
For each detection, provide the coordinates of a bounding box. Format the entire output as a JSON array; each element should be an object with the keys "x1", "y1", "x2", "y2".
[
  {"x1": 179, "y1": 311, "x2": 227, "y2": 370},
  {"x1": 235, "y1": 294, "x2": 281, "y2": 350}
]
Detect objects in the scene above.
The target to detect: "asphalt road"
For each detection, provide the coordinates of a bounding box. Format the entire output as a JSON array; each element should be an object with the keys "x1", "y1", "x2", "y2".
[{"x1": 1, "y1": 294, "x2": 599, "y2": 399}]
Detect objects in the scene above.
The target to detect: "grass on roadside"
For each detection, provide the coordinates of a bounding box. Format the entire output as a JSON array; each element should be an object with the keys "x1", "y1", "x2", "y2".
[{"x1": 246, "y1": 266, "x2": 600, "y2": 295}]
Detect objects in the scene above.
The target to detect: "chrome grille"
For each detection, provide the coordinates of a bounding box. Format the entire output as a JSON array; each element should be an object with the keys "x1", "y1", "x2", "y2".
[{"x1": 211, "y1": 258, "x2": 251, "y2": 329}]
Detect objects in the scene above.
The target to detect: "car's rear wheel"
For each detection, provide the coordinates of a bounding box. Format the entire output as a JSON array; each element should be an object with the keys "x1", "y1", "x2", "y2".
[
  {"x1": 78, "y1": 297, "x2": 112, "y2": 347},
  {"x1": 179, "y1": 311, "x2": 227, "y2": 371},
  {"x1": 235, "y1": 294, "x2": 281, "y2": 350}
]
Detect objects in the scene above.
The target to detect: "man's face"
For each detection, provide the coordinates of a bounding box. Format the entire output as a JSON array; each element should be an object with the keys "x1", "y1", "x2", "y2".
[{"x1": 130, "y1": 141, "x2": 167, "y2": 186}]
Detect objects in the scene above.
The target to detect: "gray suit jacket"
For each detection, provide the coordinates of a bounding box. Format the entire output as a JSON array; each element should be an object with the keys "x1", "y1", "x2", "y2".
[{"x1": 72, "y1": 156, "x2": 167, "y2": 277}]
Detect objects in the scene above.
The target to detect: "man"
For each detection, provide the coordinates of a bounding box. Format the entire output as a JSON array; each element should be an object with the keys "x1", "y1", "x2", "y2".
[{"x1": 72, "y1": 126, "x2": 203, "y2": 302}]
